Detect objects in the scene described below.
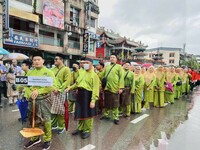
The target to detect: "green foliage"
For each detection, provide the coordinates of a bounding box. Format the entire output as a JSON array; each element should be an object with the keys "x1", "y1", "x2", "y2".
[{"x1": 181, "y1": 58, "x2": 199, "y2": 69}]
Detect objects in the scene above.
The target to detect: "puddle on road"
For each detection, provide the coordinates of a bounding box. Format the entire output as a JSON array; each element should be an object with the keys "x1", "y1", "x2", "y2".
[{"x1": 134, "y1": 96, "x2": 191, "y2": 150}]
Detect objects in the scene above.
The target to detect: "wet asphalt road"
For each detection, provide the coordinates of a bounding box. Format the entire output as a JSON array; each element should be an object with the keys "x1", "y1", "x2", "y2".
[{"x1": 0, "y1": 88, "x2": 199, "y2": 150}]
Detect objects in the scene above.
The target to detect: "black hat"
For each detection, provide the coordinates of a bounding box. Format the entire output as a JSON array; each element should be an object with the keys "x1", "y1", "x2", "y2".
[
  {"x1": 80, "y1": 57, "x2": 86, "y2": 61},
  {"x1": 32, "y1": 51, "x2": 44, "y2": 59},
  {"x1": 56, "y1": 53, "x2": 65, "y2": 59},
  {"x1": 85, "y1": 57, "x2": 93, "y2": 63},
  {"x1": 22, "y1": 59, "x2": 32, "y2": 67},
  {"x1": 73, "y1": 62, "x2": 80, "y2": 66},
  {"x1": 99, "y1": 61, "x2": 104, "y2": 68},
  {"x1": 125, "y1": 61, "x2": 131, "y2": 65}
]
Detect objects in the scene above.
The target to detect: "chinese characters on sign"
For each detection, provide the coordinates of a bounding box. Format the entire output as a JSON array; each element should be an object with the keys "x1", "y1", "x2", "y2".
[{"x1": 4, "y1": 34, "x2": 39, "y2": 48}]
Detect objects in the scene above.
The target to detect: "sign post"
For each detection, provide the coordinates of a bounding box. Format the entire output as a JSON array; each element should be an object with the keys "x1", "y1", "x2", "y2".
[
  {"x1": 15, "y1": 76, "x2": 53, "y2": 87},
  {"x1": 83, "y1": 32, "x2": 90, "y2": 57}
]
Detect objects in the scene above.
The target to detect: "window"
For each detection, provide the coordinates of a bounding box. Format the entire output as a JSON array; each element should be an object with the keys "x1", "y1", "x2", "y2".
[
  {"x1": 169, "y1": 53, "x2": 175, "y2": 57},
  {"x1": 90, "y1": 42, "x2": 94, "y2": 52},
  {"x1": 16, "y1": 0, "x2": 32, "y2": 6},
  {"x1": 70, "y1": 7, "x2": 80, "y2": 26},
  {"x1": 169, "y1": 60, "x2": 174, "y2": 64},
  {"x1": 90, "y1": 18, "x2": 96, "y2": 28}
]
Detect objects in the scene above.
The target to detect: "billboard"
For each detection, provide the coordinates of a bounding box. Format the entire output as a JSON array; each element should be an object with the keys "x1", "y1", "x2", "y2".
[{"x1": 43, "y1": 0, "x2": 64, "y2": 29}]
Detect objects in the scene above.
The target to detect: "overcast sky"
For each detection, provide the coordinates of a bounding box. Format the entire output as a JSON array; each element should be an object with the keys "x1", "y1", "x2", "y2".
[{"x1": 98, "y1": 0, "x2": 200, "y2": 55}]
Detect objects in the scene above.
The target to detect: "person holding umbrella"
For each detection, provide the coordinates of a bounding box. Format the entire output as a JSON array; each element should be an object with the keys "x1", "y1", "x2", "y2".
[
  {"x1": 66, "y1": 58, "x2": 99, "y2": 139},
  {"x1": 23, "y1": 51, "x2": 56, "y2": 150},
  {"x1": 51, "y1": 53, "x2": 71, "y2": 134}
]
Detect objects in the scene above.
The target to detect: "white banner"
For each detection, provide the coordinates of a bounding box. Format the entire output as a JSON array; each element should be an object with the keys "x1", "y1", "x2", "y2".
[{"x1": 28, "y1": 76, "x2": 53, "y2": 87}]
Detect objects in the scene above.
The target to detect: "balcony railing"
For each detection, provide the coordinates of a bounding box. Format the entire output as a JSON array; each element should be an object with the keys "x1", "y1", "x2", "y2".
[
  {"x1": 39, "y1": 35, "x2": 63, "y2": 47},
  {"x1": 13, "y1": 29, "x2": 35, "y2": 37},
  {"x1": 68, "y1": 40, "x2": 80, "y2": 50}
]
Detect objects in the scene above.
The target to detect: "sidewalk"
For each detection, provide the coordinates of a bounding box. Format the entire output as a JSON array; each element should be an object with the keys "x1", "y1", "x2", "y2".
[{"x1": 168, "y1": 88, "x2": 200, "y2": 150}]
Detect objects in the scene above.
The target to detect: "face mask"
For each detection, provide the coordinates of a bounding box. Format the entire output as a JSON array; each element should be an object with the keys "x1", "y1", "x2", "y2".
[
  {"x1": 83, "y1": 64, "x2": 90, "y2": 70},
  {"x1": 72, "y1": 67, "x2": 76, "y2": 71}
]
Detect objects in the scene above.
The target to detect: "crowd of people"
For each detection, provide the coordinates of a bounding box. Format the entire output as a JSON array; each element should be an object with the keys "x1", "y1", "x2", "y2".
[{"x1": 0, "y1": 53, "x2": 200, "y2": 150}]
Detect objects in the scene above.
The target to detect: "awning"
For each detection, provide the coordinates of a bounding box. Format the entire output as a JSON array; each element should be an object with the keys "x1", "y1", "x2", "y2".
[{"x1": 9, "y1": 7, "x2": 39, "y2": 23}]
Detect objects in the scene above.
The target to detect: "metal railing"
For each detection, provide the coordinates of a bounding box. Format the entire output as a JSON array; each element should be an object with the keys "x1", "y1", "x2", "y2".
[
  {"x1": 39, "y1": 35, "x2": 63, "y2": 47},
  {"x1": 13, "y1": 29, "x2": 35, "y2": 37},
  {"x1": 68, "y1": 40, "x2": 80, "y2": 49}
]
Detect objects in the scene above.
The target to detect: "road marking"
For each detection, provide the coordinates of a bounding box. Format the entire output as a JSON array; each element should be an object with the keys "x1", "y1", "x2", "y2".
[
  {"x1": 131, "y1": 114, "x2": 149, "y2": 124},
  {"x1": 164, "y1": 103, "x2": 168, "y2": 107},
  {"x1": 79, "y1": 144, "x2": 95, "y2": 150},
  {"x1": 12, "y1": 109, "x2": 19, "y2": 112}
]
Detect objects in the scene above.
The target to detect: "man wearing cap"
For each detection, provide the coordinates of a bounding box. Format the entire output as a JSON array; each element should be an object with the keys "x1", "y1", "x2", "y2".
[
  {"x1": 96, "y1": 62, "x2": 105, "y2": 81},
  {"x1": 68, "y1": 62, "x2": 79, "y2": 113},
  {"x1": 23, "y1": 51, "x2": 56, "y2": 150},
  {"x1": 120, "y1": 61, "x2": 135, "y2": 119},
  {"x1": 96, "y1": 61, "x2": 105, "y2": 113},
  {"x1": 51, "y1": 53, "x2": 71, "y2": 134},
  {"x1": 17, "y1": 60, "x2": 32, "y2": 122},
  {"x1": 66, "y1": 58, "x2": 99, "y2": 139},
  {"x1": 100, "y1": 55, "x2": 124, "y2": 125}
]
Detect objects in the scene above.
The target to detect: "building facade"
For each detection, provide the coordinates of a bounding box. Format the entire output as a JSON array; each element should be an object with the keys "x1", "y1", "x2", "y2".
[
  {"x1": 96, "y1": 27, "x2": 147, "y2": 64},
  {"x1": 0, "y1": 0, "x2": 99, "y2": 66},
  {"x1": 145, "y1": 47, "x2": 182, "y2": 66}
]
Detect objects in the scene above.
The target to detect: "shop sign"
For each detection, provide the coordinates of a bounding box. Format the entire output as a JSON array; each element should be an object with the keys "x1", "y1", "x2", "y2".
[{"x1": 4, "y1": 34, "x2": 39, "y2": 48}]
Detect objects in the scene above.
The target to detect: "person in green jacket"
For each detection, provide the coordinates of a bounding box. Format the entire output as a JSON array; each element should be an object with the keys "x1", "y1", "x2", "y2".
[
  {"x1": 143, "y1": 66, "x2": 156, "y2": 110},
  {"x1": 100, "y1": 55, "x2": 124, "y2": 125},
  {"x1": 23, "y1": 51, "x2": 56, "y2": 150},
  {"x1": 165, "y1": 66, "x2": 178, "y2": 104},
  {"x1": 96, "y1": 61, "x2": 105, "y2": 114},
  {"x1": 17, "y1": 60, "x2": 32, "y2": 92},
  {"x1": 134, "y1": 66, "x2": 145, "y2": 113},
  {"x1": 66, "y1": 58, "x2": 99, "y2": 139},
  {"x1": 96, "y1": 61, "x2": 105, "y2": 81},
  {"x1": 154, "y1": 65, "x2": 166, "y2": 107},
  {"x1": 17, "y1": 60, "x2": 32, "y2": 122},
  {"x1": 68, "y1": 62, "x2": 79, "y2": 113},
  {"x1": 120, "y1": 61, "x2": 135, "y2": 119},
  {"x1": 175, "y1": 68, "x2": 182, "y2": 99},
  {"x1": 51, "y1": 54, "x2": 71, "y2": 134}
]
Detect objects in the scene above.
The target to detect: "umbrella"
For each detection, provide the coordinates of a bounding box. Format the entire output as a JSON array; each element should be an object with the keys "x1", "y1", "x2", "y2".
[
  {"x1": 16, "y1": 99, "x2": 28, "y2": 124},
  {"x1": 142, "y1": 63, "x2": 153, "y2": 68},
  {"x1": 2, "y1": 53, "x2": 29, "y2": 60},
  {"x1": 64, "y1": 92, "x2": 69, "y2": 131},
  {"x1": 130, "y1": 62, "x2": 138, "y2": 66},
  {"x1": 0, "y1": 48, "x2": 10, "y2": 55},
  {"x1": 165, "y1": 82, "x2": 174, "y2": 92}
]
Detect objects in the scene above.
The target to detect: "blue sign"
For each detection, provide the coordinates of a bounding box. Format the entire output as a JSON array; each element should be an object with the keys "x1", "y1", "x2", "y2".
[{"x1": 4, "y1": 34, "x2": 39, "y2": 48}]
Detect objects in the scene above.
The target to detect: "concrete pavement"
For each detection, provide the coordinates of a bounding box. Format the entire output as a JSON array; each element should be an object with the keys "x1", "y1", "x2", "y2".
[{"x1": 0, "y1": 88, "x2": 198, "y2": 150}]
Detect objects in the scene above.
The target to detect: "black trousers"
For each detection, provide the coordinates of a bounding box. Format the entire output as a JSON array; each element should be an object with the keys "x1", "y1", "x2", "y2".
[{"x1": 2, "y1": 81, "x2": 7, "y2": 98}]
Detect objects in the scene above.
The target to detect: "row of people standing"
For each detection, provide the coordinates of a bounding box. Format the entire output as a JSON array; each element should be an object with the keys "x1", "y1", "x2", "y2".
[
  {"x1": 0, "y1": 60, "x2": 22, "y2": 107},
  {"x1": 5, "y1": 52, "x2": 198, "y2": 150}
]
